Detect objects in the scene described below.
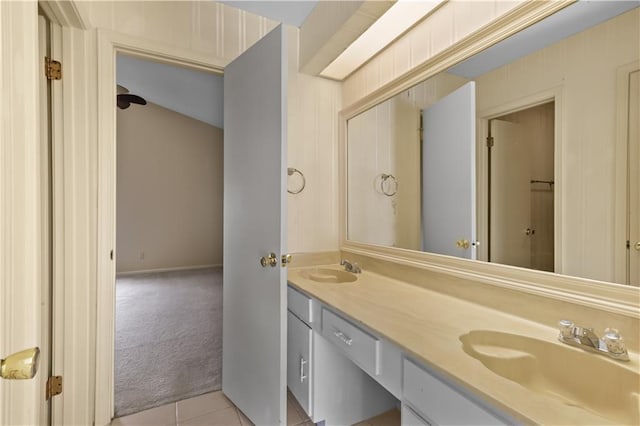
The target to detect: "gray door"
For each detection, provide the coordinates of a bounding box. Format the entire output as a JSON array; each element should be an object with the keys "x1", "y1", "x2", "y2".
[
  {"x1": 422, "y1": 82, "x2": 476, "y2": 259},
  {"x1": 223, "y1": 25, "x2": 288, "y2": 425}
]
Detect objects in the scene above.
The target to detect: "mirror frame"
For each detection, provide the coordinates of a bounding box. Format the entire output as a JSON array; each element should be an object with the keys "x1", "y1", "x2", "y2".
[{"x1": 338, "y1": 0, "x2": 639, "y2": 318}]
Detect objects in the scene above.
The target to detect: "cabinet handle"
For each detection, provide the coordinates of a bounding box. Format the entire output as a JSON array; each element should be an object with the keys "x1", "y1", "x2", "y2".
[
  {"x1": 333, "y1": 329, "x2": 353, "y2": 346},
  {"x1": 299, "y1": 356, "x2": 307, "y2": 383}
]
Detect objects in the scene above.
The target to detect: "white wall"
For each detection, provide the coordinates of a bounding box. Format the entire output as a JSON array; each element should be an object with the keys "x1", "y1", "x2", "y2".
[
  {"x1": 116, "y1": 102, "x2": 223, "y2": 273},
  {"x1": 475, "y1": 9, "x2": 640, "y2": 282},
  {"x1": 287, "y1": 26, "x2": 341, "y2": 254},
  {"x1": 76, "y1": 1, "x2": 278, "y2": 67}
]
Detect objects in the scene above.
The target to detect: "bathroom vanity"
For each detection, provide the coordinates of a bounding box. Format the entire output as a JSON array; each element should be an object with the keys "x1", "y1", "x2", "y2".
[{"x1": 286, "y1": 263, "x2": 639, "y2": 425}]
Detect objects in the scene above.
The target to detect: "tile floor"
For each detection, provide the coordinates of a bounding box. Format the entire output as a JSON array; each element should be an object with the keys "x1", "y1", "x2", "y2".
[
  {"x1": 111, "y1": 390, "x2": 400, "y2": 426},
  {"x1": 111, "y1": 390, "x2": 312, "y2": 426}
]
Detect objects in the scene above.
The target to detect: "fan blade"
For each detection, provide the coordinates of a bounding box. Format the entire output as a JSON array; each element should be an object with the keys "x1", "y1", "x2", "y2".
[
  {"x1": 117, "y1": 93, "x2": 146, "y2": 108},
  {"x1": 119, "y1": 94, "x2": 147, "y2": 106}
]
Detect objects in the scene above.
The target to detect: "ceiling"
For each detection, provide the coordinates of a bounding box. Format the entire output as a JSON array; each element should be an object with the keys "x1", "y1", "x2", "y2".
[
  {"x1": 219, "y1": 1, "x2": 318, "y2": 27},
  {"x1": 117, "y1": 55, "x2": 224, "y2": 128}
]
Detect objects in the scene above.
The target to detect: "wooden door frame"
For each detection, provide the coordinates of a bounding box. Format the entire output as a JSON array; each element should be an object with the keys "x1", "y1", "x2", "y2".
[
  {"x1": 94, "y1": 30, "x2": 224, "y2": 425},
  {"x1": 476, "y1": 86, "x2": 563, "y2": 272}
]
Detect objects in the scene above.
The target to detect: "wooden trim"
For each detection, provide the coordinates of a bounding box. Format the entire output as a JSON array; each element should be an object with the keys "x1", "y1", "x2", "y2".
[{"x1": 339, "y1": 0, "x2": 639, "y2": 318}]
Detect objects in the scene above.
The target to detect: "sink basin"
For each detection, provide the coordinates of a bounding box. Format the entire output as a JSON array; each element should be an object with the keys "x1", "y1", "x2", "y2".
[
  {"x1": 298, "y1": 268, "x2": 357, "y2": 283},
  {"x1": 460, "y1": 330, "x2": 639, "y2": 424}
]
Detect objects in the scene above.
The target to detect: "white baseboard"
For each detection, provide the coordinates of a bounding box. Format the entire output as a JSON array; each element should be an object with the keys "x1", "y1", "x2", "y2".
[{"x1": 116, "y1": 264, "x2": 222, "y2": 278}]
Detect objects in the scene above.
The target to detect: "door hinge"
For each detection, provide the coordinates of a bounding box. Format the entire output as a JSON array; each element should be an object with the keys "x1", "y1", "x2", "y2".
[
  {"x1": 486, "y1": 136, "x2": 494, "y2": 148},
  {"x1": 46, "y1": 375, "x2": 63, "y2": 400},
  {"x1": 45, "y1": 57, "x2": 62, "y2": 80}
]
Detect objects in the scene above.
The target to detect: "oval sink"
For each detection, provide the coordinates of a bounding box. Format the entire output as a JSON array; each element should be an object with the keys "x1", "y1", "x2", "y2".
[
  {"x1": 460, "y1": 330, "x2": 639, "y2": 424},
  {"x1": 298, "y1": 268, "x2": 357, "y2": 283}
]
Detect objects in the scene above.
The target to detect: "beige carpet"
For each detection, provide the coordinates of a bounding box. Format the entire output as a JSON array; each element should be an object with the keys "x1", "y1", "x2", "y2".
[{"x1": 115, "y1": 267, "x2": 222, "y2": 417}]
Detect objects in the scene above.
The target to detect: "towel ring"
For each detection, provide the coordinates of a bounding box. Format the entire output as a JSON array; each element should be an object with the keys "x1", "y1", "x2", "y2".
[
  {"x1": 287, "y1": 167, "x2": 306, "y2": 194},
  {"x1": 380, "y1": 174, "x2": 398, "y2": 196}
]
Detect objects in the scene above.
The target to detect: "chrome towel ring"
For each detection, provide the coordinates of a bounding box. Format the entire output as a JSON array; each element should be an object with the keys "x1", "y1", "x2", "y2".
[
  {"x1": 380, "y1": 173, "x2": 398, "y2": 196},
  {"x1": 287, "y1": 167, "x2": 306, "y2": 194}
]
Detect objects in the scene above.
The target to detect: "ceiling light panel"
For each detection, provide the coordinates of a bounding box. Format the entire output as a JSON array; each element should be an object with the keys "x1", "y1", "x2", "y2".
[{"x1": 320, "y1": 0, "x2": 443, "y2": 80}]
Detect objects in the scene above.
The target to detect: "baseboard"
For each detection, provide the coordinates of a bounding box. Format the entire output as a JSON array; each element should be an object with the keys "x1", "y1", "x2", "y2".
[{"x1": 116, "y1": 264, "x2": 221, "y2": 277}]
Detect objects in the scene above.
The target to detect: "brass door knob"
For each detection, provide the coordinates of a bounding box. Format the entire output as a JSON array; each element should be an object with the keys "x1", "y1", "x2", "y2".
[
  {"x1": 1, "y1": 347, "x2": 40, "y2": 380},
  {"x1": 635, "y1": 241, "x2": 640, "y2": 251},
  {"x1": 260, "y1": 253, "x2": 278, "y2": 268}
]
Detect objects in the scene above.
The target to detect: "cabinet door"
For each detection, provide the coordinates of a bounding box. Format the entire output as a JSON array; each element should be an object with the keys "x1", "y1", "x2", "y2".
[{"x1": 287, "y1": 311, "x2": 312, "y2": 416}]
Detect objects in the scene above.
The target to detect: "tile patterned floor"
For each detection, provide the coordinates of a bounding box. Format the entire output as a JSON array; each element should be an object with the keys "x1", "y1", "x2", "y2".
[
  {"x1": 111, "y1": 390, "x2": 400, "y2": 426},
  {"x1": 111, "y1": 390, "x2": 312, "y2": 426}
]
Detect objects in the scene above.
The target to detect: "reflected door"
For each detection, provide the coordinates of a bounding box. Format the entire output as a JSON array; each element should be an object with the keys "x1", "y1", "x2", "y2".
[
  {"x1": 422, "y1": 82, "x2": 476, "y2": 259},
  {"x1": 629, "y1": 69, "x2": 639, "y2": 285},
  {"x1": 489, "y1": 119, "x2": 532, "y2": 268},
  {"x1": 223, "y1": 25, "x2": 288, "y2": 425}
]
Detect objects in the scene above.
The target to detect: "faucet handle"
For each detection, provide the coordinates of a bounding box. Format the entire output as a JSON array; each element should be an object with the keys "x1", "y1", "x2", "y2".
[
  {"x1": 603, "y1": 328, "x2": 626, "y2": 354},
  {"x1": 558, "y1": 319, "x2": 574, "y2": 339}
]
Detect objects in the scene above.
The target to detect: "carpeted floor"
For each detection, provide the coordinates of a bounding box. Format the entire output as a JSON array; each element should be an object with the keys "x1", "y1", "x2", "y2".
[{"x1": 115, "y1": 267, "x2": 222, "y2": 418}]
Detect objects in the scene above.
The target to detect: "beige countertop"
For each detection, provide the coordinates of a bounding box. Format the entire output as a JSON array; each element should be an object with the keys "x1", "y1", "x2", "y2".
[{"x1": 287, "y1": 265, "x2": 640, "y2": 425}]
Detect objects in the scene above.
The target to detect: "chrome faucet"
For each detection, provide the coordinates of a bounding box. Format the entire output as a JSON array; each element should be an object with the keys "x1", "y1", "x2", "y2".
[
  {"x1": 340, "y1": 259, "x2": 361, "y2": 274},
  {"x1": 558, "y1": 319, "x2": 629, "y2": 361}
]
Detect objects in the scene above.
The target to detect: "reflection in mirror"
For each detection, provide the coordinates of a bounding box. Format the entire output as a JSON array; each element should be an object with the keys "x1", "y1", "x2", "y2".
[{"x1": 346, "y1": 2, "x2": 640, "y2": 285}]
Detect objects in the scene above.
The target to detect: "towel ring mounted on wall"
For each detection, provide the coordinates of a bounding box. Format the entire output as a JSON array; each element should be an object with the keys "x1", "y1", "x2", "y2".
[
  {"x1": 380, "y1": 173, "x2": 398, "y2": 196},
  {"x1": 287, "y1": 167, "x2": 306, "y2": 194}
]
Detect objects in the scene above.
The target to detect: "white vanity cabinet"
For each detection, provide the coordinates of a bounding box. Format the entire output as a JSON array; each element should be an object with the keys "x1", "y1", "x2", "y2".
[
  {"x1": 287, "y1": 285, "x2": 399, "y2": 425},
  {"x1": 402, "y1": 359, "x2": 513, "y2": 426},
  {"x1": 287, "y1": 311, "x2": 313, "y2": 414}
]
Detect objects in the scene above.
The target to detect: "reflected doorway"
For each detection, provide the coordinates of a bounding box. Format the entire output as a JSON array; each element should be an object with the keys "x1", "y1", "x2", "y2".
[{"x1": 488, "y1": 101, "x2": 555, "y2": 272}]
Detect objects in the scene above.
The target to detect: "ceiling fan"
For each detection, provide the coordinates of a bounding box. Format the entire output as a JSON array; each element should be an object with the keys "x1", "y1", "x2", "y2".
[{"x1": 117, "y1": 85, "x2": 147, "y2": 110}]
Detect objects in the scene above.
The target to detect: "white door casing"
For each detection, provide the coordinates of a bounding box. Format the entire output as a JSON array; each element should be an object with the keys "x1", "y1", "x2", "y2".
[
  {"x1": 422, "y1": 82, "x2": 476, "y2": 259},
  {"x1": 223, "y1": 25, "x2": 288, "y2": 425}
]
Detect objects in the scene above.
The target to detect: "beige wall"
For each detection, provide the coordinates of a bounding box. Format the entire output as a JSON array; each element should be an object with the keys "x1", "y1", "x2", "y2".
[
  {"x1": 476, "y1": 9, "x2": 640, "y2": 282},
  {"x1": 116, "y1": 102, "x2": 223, "y2": 272}
]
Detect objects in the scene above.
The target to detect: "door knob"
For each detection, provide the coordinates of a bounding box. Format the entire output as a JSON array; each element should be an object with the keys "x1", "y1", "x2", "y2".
[
  {"x1": 635, "y1": 241, "x2": 640, "y2": 251},
  {"x1": 260, "y1": 253, "x2": 278, "y2": 268},
  {"x1": 1, "y1": 347, "x2": 40, "y2": 380}
]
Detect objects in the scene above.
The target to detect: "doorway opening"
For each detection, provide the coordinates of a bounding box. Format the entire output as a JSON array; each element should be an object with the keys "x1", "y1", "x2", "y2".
[
  {"x1": 114, "y1": 53, "x2": 224, "y2": 417},
  {"x1": 487, "y1": 101, "x2": 555, "y2": 272}
]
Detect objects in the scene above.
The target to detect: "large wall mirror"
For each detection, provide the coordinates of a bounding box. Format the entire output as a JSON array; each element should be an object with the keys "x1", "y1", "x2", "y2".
[{"x1": 345, "y1": 1, "x2": 640, "y2": 286}]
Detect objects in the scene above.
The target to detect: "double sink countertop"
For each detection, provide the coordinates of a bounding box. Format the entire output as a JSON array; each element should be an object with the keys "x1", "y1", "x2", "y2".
[{"x1": 287, "y1": 265, "x2": 640, "y2": 425}]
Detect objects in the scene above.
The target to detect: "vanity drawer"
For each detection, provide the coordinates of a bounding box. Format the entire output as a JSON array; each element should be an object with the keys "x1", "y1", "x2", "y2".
[
  {"x1": 288, "y1": 285, "x2": 312, "y2": 325},
  {"x1": 321, "y1": 308, "x2": 379, "y2": 376},
  {"x1": 403, "y1": 359, "x2": 509, "y2": 425}
]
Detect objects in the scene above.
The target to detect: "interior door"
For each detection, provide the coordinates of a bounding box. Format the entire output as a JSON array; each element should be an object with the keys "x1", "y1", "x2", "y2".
[
  {"x1": 0, "y1": 1, "x2": 48, "y2": 424},
  {"x1": 489, "y1": 119, "x2": 532, "y2": 268},
  {"x1": 628, "y1": 69, "x2": 639, "y2": 285},
  {"x1": 223, "y1": 25, "x2": 288, "y2": 425},
  {"x1": 422, "y1": 82, "x2": 476, "y2": 259}
]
